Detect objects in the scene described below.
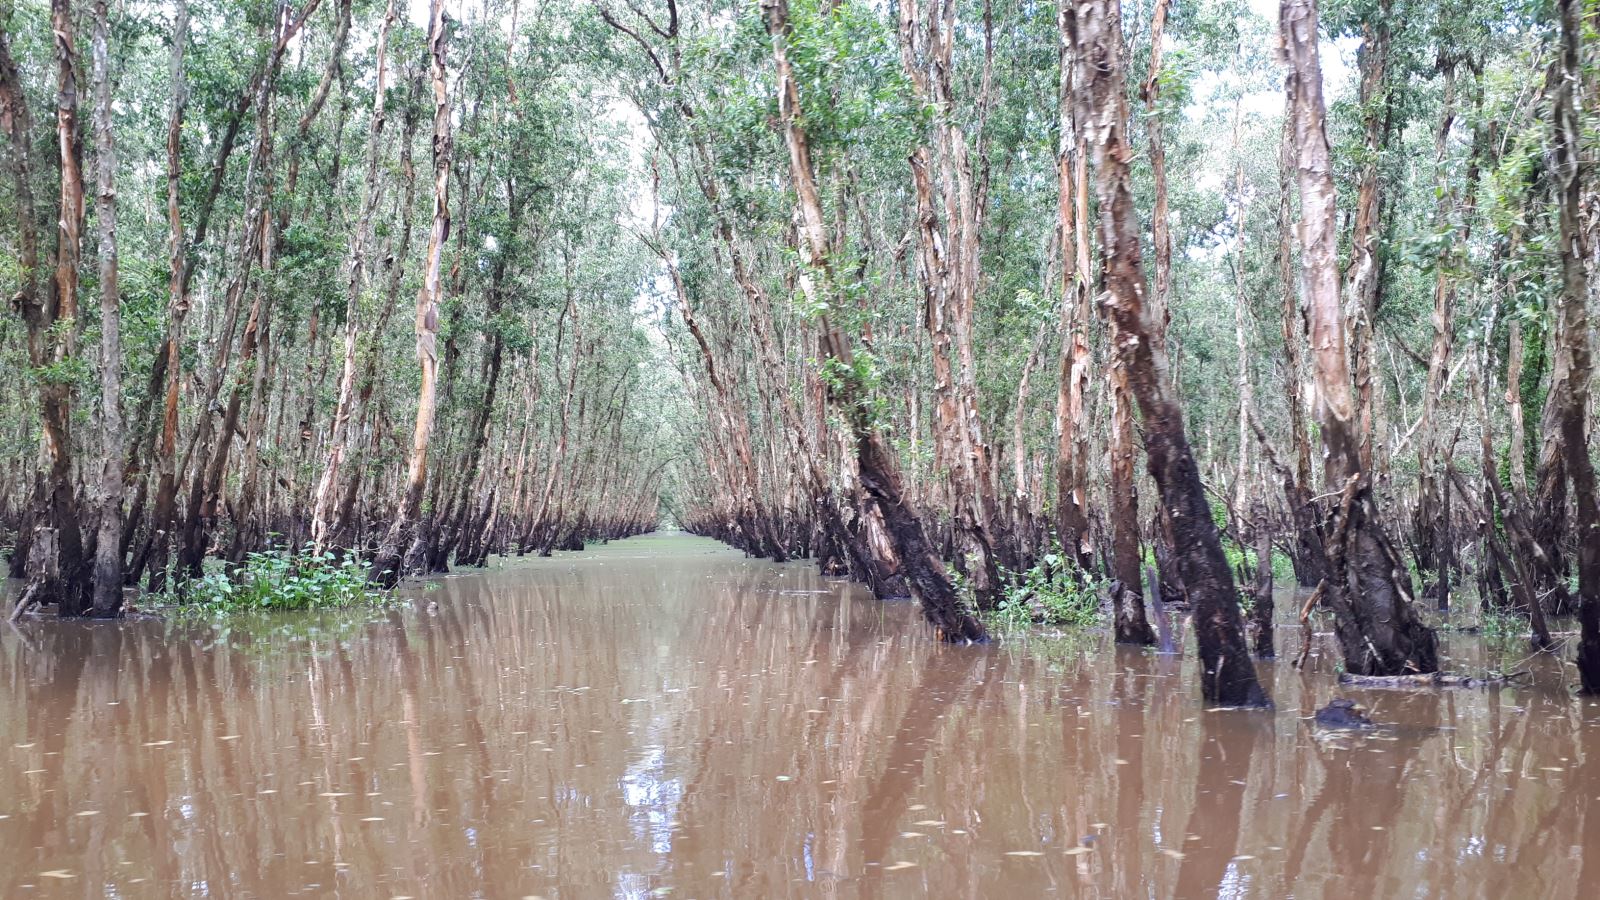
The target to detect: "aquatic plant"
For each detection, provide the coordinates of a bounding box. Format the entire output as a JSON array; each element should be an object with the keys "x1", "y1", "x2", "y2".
[
  {"x1": 988, "y1": 554, "x2": 1105, "y2": 632},
  {"x1": 1479, "y1": 609, "x2": 1529, "y2": 642},
  {"x1": 169, "y1": 546, "x2": 390, "y2": 613}
]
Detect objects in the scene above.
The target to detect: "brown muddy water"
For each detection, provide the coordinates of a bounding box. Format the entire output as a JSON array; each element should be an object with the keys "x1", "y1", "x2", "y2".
[{"x1": 1, "y1": 533, "x2": 1597, "y2": 898}]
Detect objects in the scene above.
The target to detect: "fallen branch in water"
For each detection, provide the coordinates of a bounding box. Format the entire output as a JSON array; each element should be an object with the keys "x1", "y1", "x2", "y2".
[
  {"x1": 1337, "y1": 670, "x2": 1529, "y2": 689},
  {"x1": 1292, "y1": 582, "x2": 1325, "y2": 670}
]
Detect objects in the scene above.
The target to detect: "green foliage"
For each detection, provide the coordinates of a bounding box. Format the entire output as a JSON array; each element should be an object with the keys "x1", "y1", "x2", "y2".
[
  {"x1": 30, "y1": 350, "x2": 90, "y2": 388},
  {"x1": 1220, "y1": 541, "x2": 1293, "y2": 607},
  {"x1": 818, "y1": 350, "x2": 890, "y2": 431},
  {"x1": 779, "y1": 0, "x2": 921, "y2": 162},
  {"x1": 167, "y1": 545, "x2": 391, "y2": 614},
  {"x1": 988, "y1": 552, "x2": 1105, "y2": 632},
  {"x1": 1478, "y1": 608, "x2": 1526, "y2": 641}
]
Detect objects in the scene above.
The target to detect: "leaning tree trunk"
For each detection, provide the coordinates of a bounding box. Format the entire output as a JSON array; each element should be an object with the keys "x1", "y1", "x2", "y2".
[
  {"x1": 1067, "y1": 0, "x2": 1265, "y2": 704},
  {"x1": 763, "y1": 0, "x2": 985, "y2": 643},
  {"x1": 1281, "y1": 0, "x2": 1438, "y2": 676}
]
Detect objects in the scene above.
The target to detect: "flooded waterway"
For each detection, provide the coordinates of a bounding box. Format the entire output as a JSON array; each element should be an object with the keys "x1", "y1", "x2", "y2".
[{"x1": 2, "y1": 533, "x2": 1598, "y2": 898}]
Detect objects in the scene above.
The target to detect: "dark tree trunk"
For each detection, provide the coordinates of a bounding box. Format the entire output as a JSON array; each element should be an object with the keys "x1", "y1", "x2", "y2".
[
  {"x1": 1281, "y1": 0, "x2": 1438, "y2": 676},
  {"x1": 1552, "y1": 0, "x2": 1600, "y2": 691},
  {"x1": 762, "y1": 0, "x2": 986, "y2": 642},
  {"x1": 1067, "y1": 0, "x2": 1265, "y2": 704}
]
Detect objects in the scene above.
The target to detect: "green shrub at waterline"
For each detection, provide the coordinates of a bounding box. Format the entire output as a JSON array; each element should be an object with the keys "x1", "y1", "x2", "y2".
[
  {"x1": 987, "y1": 553, "x2": 1105, "y2": 632},
  {"x1": 171, "y1": 546, "x2": 391, "y2": 613}
]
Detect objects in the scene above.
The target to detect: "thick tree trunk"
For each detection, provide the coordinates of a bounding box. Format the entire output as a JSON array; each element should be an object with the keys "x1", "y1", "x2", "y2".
[
  {"x1": 1281, "y1": 0, "x2": 1438, "y2": 676},
  {"x1": 1344, "y1": 5, "x2": 1392, "y2": 475},
  {"x1": 39, "y1": 0, "x2": 91, "y2": 617},
  {"x1": 1056, "y1": 142, "x2": 1094, "y2": 570},
  {"x1": 1106, "y1": 358, "x2": 1154, "y2": 644},
  {"x1": 90, "y1": 0, "x2": 123, "y2": 615},
  {"x1": 1275, "y1": 115, "x2": 1324, "y2": 586},
  {"x1": 1052, "y1": 85, "x2": 1095, "y2": 572},
  {"x1": 897, "y1": 0, "x2": 1002, "y2": 607},
  {"x1": 1067, "y1": 0, "x2": 1263, "y2": 703}
]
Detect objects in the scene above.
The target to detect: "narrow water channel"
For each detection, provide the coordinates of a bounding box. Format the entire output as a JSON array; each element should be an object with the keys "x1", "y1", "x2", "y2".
[{"x1": 2, "y1": 533, "x2": 1597, "y2": 897}]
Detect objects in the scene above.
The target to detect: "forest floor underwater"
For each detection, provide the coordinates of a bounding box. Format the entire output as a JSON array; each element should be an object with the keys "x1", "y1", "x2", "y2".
[{"x1": 1, "y1": 532, "x2": 1595, "y2": 898}]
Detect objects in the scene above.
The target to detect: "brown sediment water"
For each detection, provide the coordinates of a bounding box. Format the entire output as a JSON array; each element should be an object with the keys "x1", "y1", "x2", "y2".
[{"x1": 1, "y1": 532, "x2": 1596, "y2": 897}]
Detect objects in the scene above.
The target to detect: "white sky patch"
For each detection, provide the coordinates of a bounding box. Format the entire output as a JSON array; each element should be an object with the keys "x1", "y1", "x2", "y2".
[{"x1": 1186, "y1": 0, "x2": 1361, "y2": 124}]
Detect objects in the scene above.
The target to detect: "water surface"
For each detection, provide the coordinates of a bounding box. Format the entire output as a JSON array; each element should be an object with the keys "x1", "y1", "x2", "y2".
[{"x1": 2, "y1": 533, "x2": 1596, "y2": 897}]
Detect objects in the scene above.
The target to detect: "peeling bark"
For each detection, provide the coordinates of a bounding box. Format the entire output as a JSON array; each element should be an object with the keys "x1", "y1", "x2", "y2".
[
  {"x1": 1067, "y1": 0, "x2": 1262, "y2": 701},
  {"x1": 1281, "y1": 0, "x2": 1438, "y2": 676}
]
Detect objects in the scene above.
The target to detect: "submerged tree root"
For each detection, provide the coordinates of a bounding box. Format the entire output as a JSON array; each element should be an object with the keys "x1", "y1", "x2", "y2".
[{"x1": 1336, "y1": 671, "x2": 1528, "y2": 689}]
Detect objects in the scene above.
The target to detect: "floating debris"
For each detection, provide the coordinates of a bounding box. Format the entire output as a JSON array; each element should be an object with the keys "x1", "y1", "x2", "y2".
[{"x1": 883, "y1": 861, "x2": 918, "y2": 871}]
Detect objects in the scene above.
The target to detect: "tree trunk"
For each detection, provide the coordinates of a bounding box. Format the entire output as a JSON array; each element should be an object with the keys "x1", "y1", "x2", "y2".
[
  {"x1": 374, "y1": 0, "x2": 450, "y2": 586},
  {"x1": 1413, "y1": 64, "x2": 1465, "y2": 611},
  {"x1": 313, "y1": 0, "x2": 395, "y2": 551},
  {"x1": 0, "y1": 31, "x2": 47, "y2": 588},
  {"x1": 1553, "y1": 0, "x2": 1600, "y2": 692},
  {"x1": 1275, "y1": 114, "x2": 1323, "y2": 586},
  {"x1": 1141, "y1": 0, "x2": 1172, "y2": 339},
  {"x1": 1251, "y1": 502, "x2": 1275, "y2": 658},
  {"x1": 39, "y1": 0, "x2": 91, "y2": 617},
  {"x1": 89, "y1": 0, "x2": 123, "y2": 615},
  {"x1": 1067, "y1": 0, "x2": 1264, "y2": 703},
  {"x1": 1344, "y1": 3, "x2": 1392, "y2": 475},
  {"x1": 1281, "y1": 0, "x2": 1438, "y2": 676},
  {"x1": 1106, "y1": 357, "x2": 1154, "y2": 644},
  {"x1": 1053, "y1": 48, "x2": 1095, "y2": 572},
  {"x1": 1471, "y1": 344, "x2": 1553, "y2": 650},
  {"x1": 137, "y1": 0, "x2": 189, "y2": 594},
  {"x1": 762, "y1": 0, "x2": 985, "y2": 642},
  {"x1": 896, "y1": 0, "x2": 1002, "y2": 608}
]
